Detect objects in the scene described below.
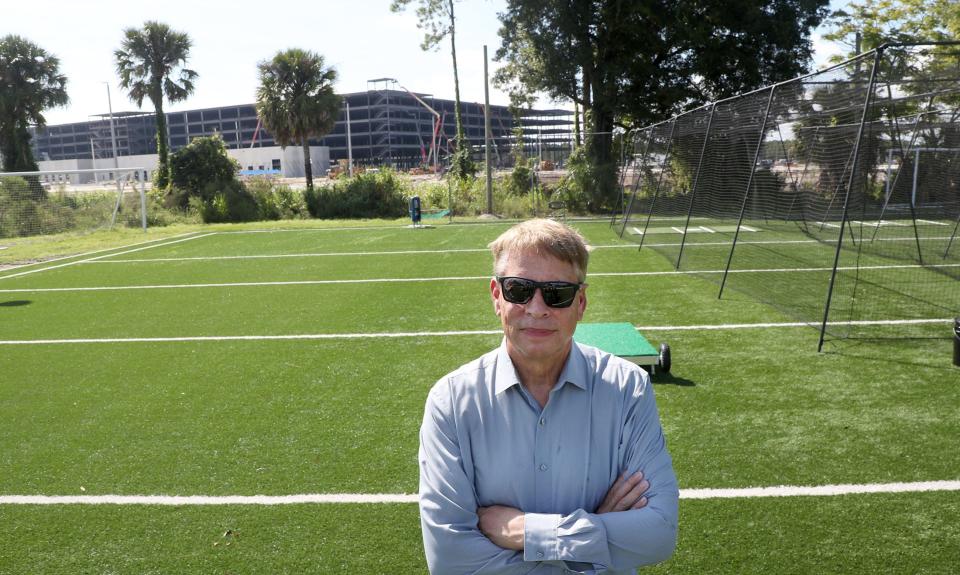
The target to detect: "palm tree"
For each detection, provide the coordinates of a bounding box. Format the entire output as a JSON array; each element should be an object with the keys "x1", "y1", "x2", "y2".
[
  {"x1": 0, "y1": 35, "x2": 69, "y2": 173},
  {"x1": 255, "y1": 49, "x2": 340, "y2": 189},
  {"x1": 114, "y1": 21, "x2": 197, "y2": 189}
]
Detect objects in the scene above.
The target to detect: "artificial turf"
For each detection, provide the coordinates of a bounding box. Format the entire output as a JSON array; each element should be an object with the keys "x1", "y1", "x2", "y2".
[{"x1": 0, "y1": 219, "x2": 957, "y2": 573}]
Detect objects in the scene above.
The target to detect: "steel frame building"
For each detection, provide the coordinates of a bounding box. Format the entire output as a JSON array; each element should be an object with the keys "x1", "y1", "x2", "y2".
[{"x1": 32, "y1": 87, "x2": 573, "y2": 170}]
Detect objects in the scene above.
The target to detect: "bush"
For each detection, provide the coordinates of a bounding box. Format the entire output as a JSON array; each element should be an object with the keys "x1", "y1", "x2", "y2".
[
  {"x1": 0, "y1": 177, "x2": 77, "y2": 238},
  {"x1": 305, "y1": 169, "x2": 408, "y2": 219},
  {"x1": 505, "y1": 158, "x2": 536, "y2": 196},
  {"x1": 167, "y1": 135, "x2": 241, "y2": 209},
  {"x1": 192, "y1": 180, "x2": 259, "y2": 224},
  {"x1": 245, "y1": 176, "x2": 308, "y2": 220},
  {"x1": 556, "y1": 146, "x2": 618, "y2": 212}
]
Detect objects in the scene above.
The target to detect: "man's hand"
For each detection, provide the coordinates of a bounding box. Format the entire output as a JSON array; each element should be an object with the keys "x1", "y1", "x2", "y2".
[
  {"x1": 477, "y1": 505, "x2": 525, "y2": 550},
  {"x1": 596, "y1": 471, "x2": 650, "y2": 514}
]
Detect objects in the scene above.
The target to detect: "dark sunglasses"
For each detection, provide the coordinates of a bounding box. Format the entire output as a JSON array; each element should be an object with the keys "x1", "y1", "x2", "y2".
[{"x1": 496, "y1": 276, "x2": 584, "y2": 308}]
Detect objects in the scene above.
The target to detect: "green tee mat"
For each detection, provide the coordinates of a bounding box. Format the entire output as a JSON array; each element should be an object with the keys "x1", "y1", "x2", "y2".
[{"x1": 574, "y1": 322, "x2": 659, "y2": 367}]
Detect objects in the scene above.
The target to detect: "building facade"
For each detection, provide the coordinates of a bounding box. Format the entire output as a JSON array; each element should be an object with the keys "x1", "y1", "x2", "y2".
[{"x1": 30, "y1": 87, "x2": 573, "y2": 171}]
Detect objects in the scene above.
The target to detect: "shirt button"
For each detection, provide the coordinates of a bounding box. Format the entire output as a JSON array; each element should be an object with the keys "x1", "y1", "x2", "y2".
[
  {"x1": 539, "y1": 463, "x2": 548, "y2": 471},
  {"x1": 538, "y1": 418, "x2": 545, "y2": 426}
]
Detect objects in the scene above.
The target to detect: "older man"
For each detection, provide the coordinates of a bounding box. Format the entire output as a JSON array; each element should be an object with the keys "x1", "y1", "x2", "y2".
[{"x1": 419, "y1": 219, "x2": 678, "y2": 574}]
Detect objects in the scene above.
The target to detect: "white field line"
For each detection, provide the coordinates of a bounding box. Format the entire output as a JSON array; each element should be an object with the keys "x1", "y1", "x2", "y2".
[
  {"x1": 2, "y1": 480, "x2": 958, "y2": 505},
  {"x1": 211, "y1": 218, "x2": 616, "y2": 236},
  {"x1": 0, "y1": 330, "x2": 503, "y2": 345},
  {"x1": 81, "y1": 234, "x2": 959, "y2": 264},
  {"x1": 3, "y1": 263, "x2": 959, "y2": 295},
  {"x1": 83, "y1": 244, "x2": 640, "y2": 264},
  {"x1": 0, "y1": 231, "x2": 202, "y2": 276},
  {"x1": 0, "y1": 233, "x2": 216, "y2": 281},
  {"x1": 0, "y1": 319, "x2": 950, "y2": 346}
]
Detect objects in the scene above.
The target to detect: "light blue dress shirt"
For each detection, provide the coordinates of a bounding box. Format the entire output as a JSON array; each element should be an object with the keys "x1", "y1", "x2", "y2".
[{"x1": 419, "y1": 340, "x2": 679, "y2": 574}]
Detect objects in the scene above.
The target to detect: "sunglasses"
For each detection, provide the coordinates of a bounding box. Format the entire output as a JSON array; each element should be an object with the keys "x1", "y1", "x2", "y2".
[{"x1": 496, "y1": 276, "x2": 584, "y2": 308}]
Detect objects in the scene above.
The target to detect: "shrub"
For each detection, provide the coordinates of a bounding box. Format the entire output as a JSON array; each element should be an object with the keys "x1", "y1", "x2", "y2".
[
  {"x1": 193, "y1": 180, "x2": 259, "y2": 223},
  {"x1": 245, "y1": 176, "x2": 308, "y2": 220},
  {"x1": 167, "y1": 135, "x2": 241, "y2": 209},
  {"x1": 305, "y1": 169, "x2": 408, "y2": 219},
  {"x1": 505, "y1": 158, "x2": 536, "y2": 196}
]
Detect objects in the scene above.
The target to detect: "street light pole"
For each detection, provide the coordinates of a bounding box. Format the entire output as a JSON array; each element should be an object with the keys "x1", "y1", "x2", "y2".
[{"x1": 105, "y1": 83, "x2": 120, "y2": 172}]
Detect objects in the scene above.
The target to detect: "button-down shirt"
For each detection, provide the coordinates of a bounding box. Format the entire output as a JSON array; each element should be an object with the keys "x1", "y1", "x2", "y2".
[{"x1": 419, "y1": 340, "x2": 679, "y2": 574}]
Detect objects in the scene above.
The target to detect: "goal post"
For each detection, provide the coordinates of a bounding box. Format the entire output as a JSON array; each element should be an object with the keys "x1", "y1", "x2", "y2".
[{"x1": 0, "y1": 167, "x2": 148, "y2": 240}]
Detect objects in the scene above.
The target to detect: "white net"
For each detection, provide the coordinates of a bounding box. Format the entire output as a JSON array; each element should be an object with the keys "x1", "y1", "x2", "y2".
[{"x1": 0, "y1": 168, "x2": 148, "y2": 239}]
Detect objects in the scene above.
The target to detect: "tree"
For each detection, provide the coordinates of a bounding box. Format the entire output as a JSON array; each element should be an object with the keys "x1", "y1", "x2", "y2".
[
  {"x1": 0, "y1": 35, "x2": 68, "y2": 173},
  {"x1": 497, "y1": 0, "x2": 830, "y2": 209},
  {"x1": 824, "y1": 0, "x2": 959, "y2": 55},
  {"x1": 115, "y1": 21, "x2": 197, "y2": 189},
  {"x1": 391, "y1": 0, "x2": 475, "y2": 179},
  {"x1": 255, "y1": 49, "x2": 340, "y2": 190},
  {"x1": 168, "y1": 134, "x2": 240, "y2": 206}
]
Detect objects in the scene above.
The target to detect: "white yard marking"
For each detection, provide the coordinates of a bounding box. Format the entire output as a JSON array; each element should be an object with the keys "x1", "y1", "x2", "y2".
[
  {"x1": 0, "y1": 233, "x2": 216, "y2": 281},
  {"x1": 0, "y1": 231, "x2": 202, "y2": 276},
  {"x1": 3, "y1": 263, "x2": 958, "y2": 295},
  {"x1": 0, "y1": 319, "x2": 949, "y2": 346},
  {"x1": 636, "y1": 318, "x2": 952, "y2": 331},
  {"x1": 63, "y1": 234, "x2": 957, "y2": 265},
  {"x1": 1, "y1": 480, "x2": 957, "y2": 505},
  {"x1": 83, "y1": 244, "x2": 639, "y2": 264}
]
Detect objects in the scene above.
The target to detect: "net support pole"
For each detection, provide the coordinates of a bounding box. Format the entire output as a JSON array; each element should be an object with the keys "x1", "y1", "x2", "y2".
[
  {"x1": 817, "y1": 47, "x2": 883, "y2": 352},
  {"x1": 139, "y1": 178, "x2": 147, "y2": 232},
  {"x1": 676, "y1": 103, "x2": 718, "y2": 270},
  {"x1": 719, "y1": 86, "x2": 776, "y2": 298},
  {"x1": 611, "y1": 130, "x2": 632, "y2": 227},
  {"x1": 944, "y1": 210, "x2": 960, "y2": 259},
  {"x1": 618, "y1": 130, "x2": 653, "y2": 238},
  {"x1": 908, "y1": 146, "x2": 925, "y2": 264},
  {"x1": 637, "y1": 119, "x2": 678, "y2": 250}
]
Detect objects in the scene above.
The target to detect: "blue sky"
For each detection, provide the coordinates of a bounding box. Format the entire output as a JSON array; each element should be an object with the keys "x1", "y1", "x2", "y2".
[{"x1": 3, "y1": 0, "x2": 848, "y2": 126}]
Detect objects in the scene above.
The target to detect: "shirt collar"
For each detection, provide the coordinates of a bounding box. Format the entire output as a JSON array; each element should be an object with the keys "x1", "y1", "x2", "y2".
[{"x1": 494, "y1": 338, "x2": 589, "y2": 395}]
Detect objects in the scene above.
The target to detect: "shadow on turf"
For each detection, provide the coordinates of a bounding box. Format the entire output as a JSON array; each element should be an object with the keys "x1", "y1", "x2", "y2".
[
  {"x1": 823, "y1": 336, "x2": 959, "y2": 372},
  {"x1": 0, "y1": 300, "x2": 31, "y2": 307},
  {"x1": 649, "y1": 372, "x2": 696, "y2": 386}
]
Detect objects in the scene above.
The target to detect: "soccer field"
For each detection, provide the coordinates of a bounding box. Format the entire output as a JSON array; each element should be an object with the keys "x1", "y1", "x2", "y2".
[{"x1": 0, "y1": 220, "x2": 958, "y2": 574}]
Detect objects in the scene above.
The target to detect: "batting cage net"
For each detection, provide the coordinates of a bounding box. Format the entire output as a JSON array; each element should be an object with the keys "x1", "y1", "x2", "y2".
[{"x1": 614, "y1": 42, "x2": 960, "y2": 348}]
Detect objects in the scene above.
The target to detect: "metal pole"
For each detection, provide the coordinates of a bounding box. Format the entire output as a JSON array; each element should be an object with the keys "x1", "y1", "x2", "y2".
[
  {"x1": 912, "y1": 147, "x2": 920, "y2": 207},
  {"x1": 719, "y1": 87, "x2": 777, "y2": 297},
  {"x1": 637, "y1": 119, "x2": 678, "y2": 249},
  {"x1": 139, "y1": 178, "x2": 147, "y2": 232},
  {"x1": 346, "y1": 101, "x2": 354, "y2": 177},
  {"x1": 676, "y1": 104, "x2": 718, "y2": 270},
  {"x1": 817, "y1": 47, "x2": 884, "y2": 352},
  {"x1": 89, "y1": 137, "x2": 97, "y2": 183},
  {"x1": 618, "y1": 129, "x2": 654, "y2": 238},
  {"x1": 484, "y1": 45, "x2": 493, "y2": 214},
  {"x1": 106, "y1": 83, "x2": 119, "y2": 171}
]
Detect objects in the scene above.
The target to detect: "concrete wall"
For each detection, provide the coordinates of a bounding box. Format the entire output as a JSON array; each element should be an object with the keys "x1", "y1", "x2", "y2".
[
  {"x1": 36, "y1": 145, "x2": 329, "y2": 182},
  {"x1": 231, "y1": 146, "x2": 329, "y2": 177}
]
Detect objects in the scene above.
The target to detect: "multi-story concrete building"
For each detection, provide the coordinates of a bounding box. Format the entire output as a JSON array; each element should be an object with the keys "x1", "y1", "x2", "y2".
[{"x1": 31, "y1": 85, "x2": 573, "y2": 173}]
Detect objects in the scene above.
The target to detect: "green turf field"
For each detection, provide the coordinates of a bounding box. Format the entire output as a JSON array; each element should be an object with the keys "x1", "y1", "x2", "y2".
[{"x1": 1, "y1": 219, "x2": 958, "y2": 574}]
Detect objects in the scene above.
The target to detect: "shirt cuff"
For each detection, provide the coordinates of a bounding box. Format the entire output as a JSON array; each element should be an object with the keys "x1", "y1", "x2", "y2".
[{"x1": 523, "y1": 512, "x2": 561, "y2": 562}]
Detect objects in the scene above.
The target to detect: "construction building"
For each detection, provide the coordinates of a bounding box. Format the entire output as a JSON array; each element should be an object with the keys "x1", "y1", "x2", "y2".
[{"x1": 30, "y1": 82, "x2": 574, "y2": 174}]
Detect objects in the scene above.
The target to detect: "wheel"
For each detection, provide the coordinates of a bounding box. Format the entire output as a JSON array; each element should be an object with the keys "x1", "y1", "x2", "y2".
[{"x1": 658, "y1": 343, "x2": 672, "y2": 374}]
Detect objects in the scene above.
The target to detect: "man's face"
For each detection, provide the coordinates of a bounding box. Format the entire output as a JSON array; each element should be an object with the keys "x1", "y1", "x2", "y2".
[{"x1": 490, "y1": 249, "x2": 587, "y2": 367}]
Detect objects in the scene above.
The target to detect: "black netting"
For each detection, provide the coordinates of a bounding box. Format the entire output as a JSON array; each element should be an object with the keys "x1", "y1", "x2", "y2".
[{"x1": 618, "y1": 43, "x2": 960, "y2": 346}]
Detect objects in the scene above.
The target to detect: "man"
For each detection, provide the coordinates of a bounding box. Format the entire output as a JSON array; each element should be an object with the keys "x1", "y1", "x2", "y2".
[{"x1": 419, "y1": 219, "x2": 678, "y2": 574}]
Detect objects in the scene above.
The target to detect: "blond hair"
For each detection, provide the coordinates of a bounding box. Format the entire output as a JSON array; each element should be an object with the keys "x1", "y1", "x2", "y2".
[{"x1": 488, "y1": 219, "x2": 590, "y2": 282}]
